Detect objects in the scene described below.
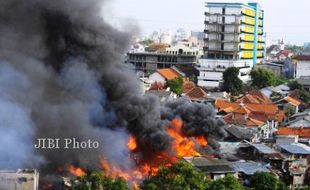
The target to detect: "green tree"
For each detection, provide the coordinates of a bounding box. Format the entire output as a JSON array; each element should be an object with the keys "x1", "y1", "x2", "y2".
[
  {"x1": 209, "y1": 174, "x2": 245, "y2": 190},
  {"x1": 250, "y1": 172, "x2": 288, "y2": 190},
  {"x1": 288, "y1": 80, "x2": 310, "y2": 103},
  {"x1": 223, "y1": 67, "x2": 243, "y2": 96},
  {"x1": 71, "y1": 171, "x2": 130, "y2": 190},
  {"x1": 140, "y1": 161, "x2": 210, "y2": 190},
  {"x1": 189, "y1": 74, "x2": 197, "y2": 84},
  {"x1": 288, "y1": 80, "x2": 304, "y2": 90},
  {"x1": 250, "y1": 68, "x2": 286, "y2": 89},
  {"x1": 285, "y1": 106, "x2": 295, "y2": 118},
  {"x1": 167, "y1": 77, "x2": 184, "y2": 96}
]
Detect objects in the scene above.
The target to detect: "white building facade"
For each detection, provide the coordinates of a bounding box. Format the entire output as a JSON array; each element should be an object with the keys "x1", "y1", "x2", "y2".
[
  {"x1": 293, "y1": 56, "x2": 310, "y2": 79},
  {"x1": 198, "y1": 2, "x2": 265, "y2": 88},
  {"x1": 197, "y1": 59, "x2": 252, "y2": 88}
]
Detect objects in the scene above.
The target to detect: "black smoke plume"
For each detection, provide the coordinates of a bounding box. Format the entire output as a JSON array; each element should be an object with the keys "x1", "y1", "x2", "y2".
[{"x1": 0, "y1": 0, "x2": 226, "y2": 185}]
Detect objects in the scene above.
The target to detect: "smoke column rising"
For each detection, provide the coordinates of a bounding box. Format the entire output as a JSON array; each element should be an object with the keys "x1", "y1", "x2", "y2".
[{"x1": 0, "y1": 0, "x2": 226, "y2": 182}]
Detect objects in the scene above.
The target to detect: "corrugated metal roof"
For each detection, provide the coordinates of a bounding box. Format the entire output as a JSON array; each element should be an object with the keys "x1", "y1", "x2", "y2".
[
  {"x1": 251, "y1": 144, "x2": 277, "y2": 154},
  {"x1": 279, "y1": 144, "x2": 310, "y2": 155},
  {"x1": 232, "y1": 161, "x2": 269, "y2": 175}
]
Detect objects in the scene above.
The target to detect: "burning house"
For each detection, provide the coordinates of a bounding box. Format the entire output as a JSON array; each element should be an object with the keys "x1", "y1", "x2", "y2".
[{"x1": 0, "y1": 0, "x2": 227, "y2": 188}]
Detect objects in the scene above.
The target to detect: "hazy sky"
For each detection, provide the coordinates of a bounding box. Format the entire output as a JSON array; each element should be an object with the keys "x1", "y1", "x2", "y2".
[{"x1": 104, "y1": 0, "x2": 310, "y2": 45}]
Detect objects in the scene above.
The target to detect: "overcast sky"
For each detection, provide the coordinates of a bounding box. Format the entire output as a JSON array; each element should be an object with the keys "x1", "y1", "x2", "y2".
[{"x1": 103, "y1": 0, "x2": 310, "y2": 45}]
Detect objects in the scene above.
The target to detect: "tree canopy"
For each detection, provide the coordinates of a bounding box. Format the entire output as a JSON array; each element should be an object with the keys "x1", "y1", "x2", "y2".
[
  {"x1": 70, "y1": 171, "x2": 130, "y2": 190},
  {"x1": 288, "y1": 80, "x2": 310, "y2": 103},
  {"x1": 167, "y1": 77, "x2": 184, "y2": 96},
  {"x1": 250, "y1": 68, "x2": 286, "y2": 89},
  {"x1": 223, "y1": 67, "x2": 243, "y2": 96},
  {"x1": 209, "y1": 174, "x2": 245, "y2": 190},
  {"x1": 140, "y1": 161, "x2": 210, "y2": 190},
  {"x1": 249, "y1": 172, "x2": 288, "y2": 190}
]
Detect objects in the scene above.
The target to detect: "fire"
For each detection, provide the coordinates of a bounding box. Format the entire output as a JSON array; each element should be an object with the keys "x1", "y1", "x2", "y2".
[
  {"x1": 128, "y1": 135, "x2": 138, "y2": 151},
  {"x1": 168, "y1": 118, "x2": 207, "y2": 157},
  {"x1": 197, "y1": 135, "x2": 208, "y2": 146},
  {"x1": 67, "y1": 118, "x2": 208, "y2": 189},
  {"x1": 67, "y1": 165, "x2": 86, "y2": 177}
]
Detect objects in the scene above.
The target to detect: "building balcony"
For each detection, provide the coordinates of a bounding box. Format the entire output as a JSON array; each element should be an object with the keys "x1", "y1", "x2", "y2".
[
  {"x1": 241, "y1": 11, "x2": 255, "y2": 18},
  {"x1": 206, "y1": 21, "x2": 241, "y2": 26},
  {"x1": 207, "y1": 39, "x2": 240, "y2": 43},
  {"x1": 197, "y1": 67, "x2": 227, "y2": 72},
  {"x1": 204, "y1": 12, "x2": 241, "y2": 17},
  {"x1": 241, "y1": 21, "x2": 255, "y2": 26},
  {"x1": 207, "y1": 30, "x2": 240, "y2": 34},
  {"x1": 240, "y1": 30, "x2": 255, "y2": 34}
]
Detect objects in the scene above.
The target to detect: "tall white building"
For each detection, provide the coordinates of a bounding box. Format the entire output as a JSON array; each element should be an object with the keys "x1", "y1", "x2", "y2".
[{"x1": 198, "y1": 2, "x2": 265, "y2": 88}]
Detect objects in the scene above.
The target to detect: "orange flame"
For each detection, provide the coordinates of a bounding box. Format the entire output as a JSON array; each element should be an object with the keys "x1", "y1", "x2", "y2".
[
  {"x1": 128, "y1": 135, "x2": 138, "y2": 151},
  {"x1": 66, "y1": 118, "x2": 208, "y2": 189},
  {"x1": 67, "y1": 165, "x2": 86, "y2": 177},
  {"x1": 168, "y1": 118, "x2": 205, "y2": 157},
  {"x1": 197, "y1": 135, "x2": 208, "y2": 146}
]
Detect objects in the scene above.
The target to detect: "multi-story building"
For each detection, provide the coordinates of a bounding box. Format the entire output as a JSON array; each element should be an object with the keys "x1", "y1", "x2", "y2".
[
  {"x1": 198, "y1": 2, "x2": 265, "y2": 88},
  {"x1": 125, "y1": 52, "x2": 198, "y2": 76}
]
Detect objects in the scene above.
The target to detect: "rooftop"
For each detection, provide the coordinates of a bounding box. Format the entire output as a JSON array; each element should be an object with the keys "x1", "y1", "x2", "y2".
[
  {"x1": 251, "y1": 143, "x2": 277, "y2": 154},
  {"x1": 283, "y1": 96, "x2": 301, "y2": 107},
  {"x1": 183, "y1": 157, "x2": 235, "y2": 174},
  {"x1": 277, "y1": 127, "x2": 310, "y2": 138},
  {"x1": 232, "y1": 161, "x2": 269, "y2": 175},
  {"x1": 279, "y1": 143, "x2": 310, "y2": 155},
  {"x1": 292, "y1": 55, "x2": 310, "y2": 61},
  {"x1": 185, "y1": 87, "x2": 208, "y2": 101},
  {"x1": 157, "y1": 68, "x2": 182, "y2": 80}
]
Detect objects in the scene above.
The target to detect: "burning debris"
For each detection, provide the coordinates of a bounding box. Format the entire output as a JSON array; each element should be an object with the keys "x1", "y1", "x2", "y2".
[{"x1": 0, "y1": 0, "x2": 226, "y2": 188}]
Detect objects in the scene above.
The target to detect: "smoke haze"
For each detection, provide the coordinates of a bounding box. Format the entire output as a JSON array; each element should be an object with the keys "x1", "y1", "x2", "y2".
[{"x1": 0, "y1": 0, "x2": 226, "y2": 182}]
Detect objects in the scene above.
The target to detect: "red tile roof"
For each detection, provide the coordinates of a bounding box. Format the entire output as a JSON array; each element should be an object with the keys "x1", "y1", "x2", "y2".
[
  {"x1": 216, "y1": 99, "x2": 278, "y2": 116},
  {"x1": 185, "y1": 87, "x2": 208, "y2": 101},
  {"x1": 157, "y1": 68, "x2": 182, "y2": 80},
  {"x1": 277, "y1": 127, "x2": 310, "y2": 138},
  {"x1": 224, "y1": 113, "x2": 265, "y2": 127},
  {"x1": 276, "y1": 50, "x2": 293, "y2": 57},
  {"x1": 215, "y1": 97, "x2": 285, "y2": 125},
  {"x1": 182, "y1": 81, "x2": 196, "y2": 93},
  {"x1": 236, "y1": 90, "x2": 272, "y2": 104}
]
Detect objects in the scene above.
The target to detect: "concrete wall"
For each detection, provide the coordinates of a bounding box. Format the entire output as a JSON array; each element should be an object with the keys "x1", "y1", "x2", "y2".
[
  {"x1": 0, "y1": 170, "x2": 39, "y2": 190},
  {"x1": 149, "y1": 72, "x2": 165, "y2": 83},
  {"x1": 296, "y1": 60, "x2": 310, "y2": 78}
]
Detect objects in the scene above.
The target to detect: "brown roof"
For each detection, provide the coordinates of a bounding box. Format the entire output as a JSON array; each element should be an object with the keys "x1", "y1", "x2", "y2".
[
  {"x1": 276, "y1": 50, "x2": 293, "y2": 57},
  {"x1": 292, "y1": 55, "x2": 310, "y2": 61},
  {"x1": 284, "y1": 96, "x2": 301, "y2": 106},
  {"x1": 174, "y1": 65, "x2": 199, "y2": 77},
  {"x1": 185, "y1": 87, "x2": 208, "y2": 101},
  {"x1": 182, "y1": 81, "x2": 196, "y2": 93},
  {"x1": 216, "y1": 99, "x2": 278, "y2": 116},
  {"x1": 157, "y1": 68, "x2": 182, "y2": 80},
  {"x1": 236, "y1": 90, "x2": 272, "y2": 104},
  {"x1": 150, "y1": 82, "x2": 166, "y2": 90},
  {"x1": 277, "y1": 127, "x2": 310, "y2": 138},
  {"x1": 215, "y1": 98, "x2": 285, "y2": 124},
  {"x1": 224, "y1": 113, "x2": 265, "y2": 127},
  {"x1": 249, "y1": 90, "x2": 273, "y2": 104}
]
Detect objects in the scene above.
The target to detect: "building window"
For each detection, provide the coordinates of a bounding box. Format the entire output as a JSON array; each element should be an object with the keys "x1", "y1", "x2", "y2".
[{"x1": 221, "y1": 43, "x2": 224, "y2": 50}]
